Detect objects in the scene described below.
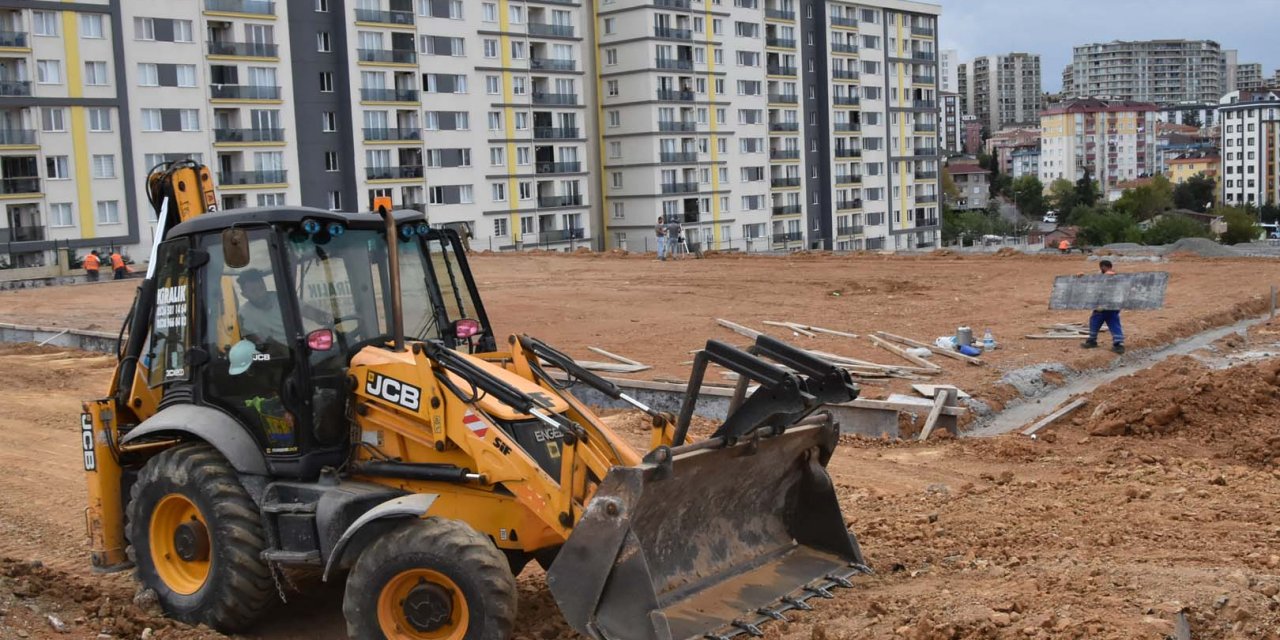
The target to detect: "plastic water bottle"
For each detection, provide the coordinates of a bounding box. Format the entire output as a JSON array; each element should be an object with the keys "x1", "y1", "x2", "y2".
[{"x1": 983, "y1": 328, "x2": 995, "y2": 352}]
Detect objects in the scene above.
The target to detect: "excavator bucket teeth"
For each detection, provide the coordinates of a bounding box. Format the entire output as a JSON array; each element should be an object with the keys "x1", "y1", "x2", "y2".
[{"x1": 547, "y1": 422, "x2": 865, "y2": 640}]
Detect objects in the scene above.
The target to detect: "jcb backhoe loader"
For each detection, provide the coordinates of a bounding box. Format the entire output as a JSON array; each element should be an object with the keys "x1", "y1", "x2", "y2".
[{"x1": 82, "y1": 161, "x2": 870, "y2": 639}]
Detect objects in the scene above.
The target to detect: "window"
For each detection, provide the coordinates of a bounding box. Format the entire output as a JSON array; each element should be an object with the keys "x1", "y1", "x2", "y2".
[
  {"x1": 606, "y1": 49, "x2": 618, "y2": 65},
  {"x1": 487, "y1": 112, "x2": 502, "y2": 131},
  {"x1": 322, "y1": 112, "x2": 337, "y2": 132},
  {"x1": 92, "y1": 155, "x2": 116, "y2": 179},
  {"x1": 317, "y1": 32, "x2": 331, "y2": 52},
  {"x1": 510, "y1": 41, "x2": 526, "y2": 60},
  {"x1": 46, "y1": 156, "x2": 69, "y2": 180},
  {"x1": 173, "y1": 19, "x2": 194, "y2": 42},
  {"x1": 611, "y1": 172, "x2": 622, "y2": 189},
  {"x1": 137, "y1": 63, "x2": 159, "y2": 86},
  {"x1": 511, "y1": 77, "x2": 526, "y2": 95},
  {"x1": 49, "y1": 203, "x2": 74, "y2": 228},
  {"x1": 607, "y1": 110, "x2": 620, "y2": 127},
  {"x1": 491, "y1": 182, "x2": 506, "y2": 202},
  {"x1": 604, "y1": 17, "x2": 615, "y2": 34},
  {"x1": 36, "y1": 60, "x2": 62, "y2": 84},
  {"x1": 176, "y1": 65, "x2": 197, "y2": 87},
  {"x1": 324, "y1": 151, "x2": 339, "y2": 171},
  {"x1": 493, "y1": 217, "x2": 508, "y2": 237},
  {"x1": 508, "y1": 5, "x2": 523, "y2": 23},
  {"x1": 257, "y1": 193, "x2": 286, "y2": 207},
  {"x1": 33, "y1": 11, "x2": 58, "y2": 37},
  {"x1": 486, "y1": 75, "x2": 500, "y2": 95},
  {"x1": 328, "y1": 191, "x2": 342, "y2": 211},
  {"x1": 180, "y1": 109, "x2": 200, "y2": 131},
  {"x1": 516, "y1": 147, "x2": 530, "y2": 164},
  {"x1": 97, "y1": 201, "x2": 121, "y2": 225},
  {"x1": 482, "y1": 2, "x2": 497, "y2": 22},
  {"x1": 80, "y1": 14, "x2": 104, "y2": 38},
  {"x1": 484, "y1": 39, "x2": 498, "y2": 58},
  {"x1": 84, "y1": 61, "x2": 109, "y2": 86},
  {"x1": 320, "y1": 71, "x2": 334, "y2": 92},
  {"x1": 518, "y1": 182, "x2": 531, "y2": 200},
  {"x1": 514, "y1": 113, "x2": 528, "y2": 130},
  {"x1": 141, "y1": 109, "x2": 162, "y2": 132},
  {"x1": 88, "y1": 108, "x2": 111, "y2": 132},
  {"x1": 38, "y1": 107, "x2": 65, "y2": 133},
  {"x1": 606, "y1": 80, "x2": 619, "y2": 96},
  {"x1": 608, "y1": 141, "x2": 621, "y2": 158},
  {"x1": 316, "y1": 0, "x2": 330, "y2": 10},
  {"x1": 519, "y1": 216, "x2": 534, "y2": 235}
]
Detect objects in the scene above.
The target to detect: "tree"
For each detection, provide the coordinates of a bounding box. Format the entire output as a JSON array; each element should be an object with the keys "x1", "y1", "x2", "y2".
[
  {"x1": 1218, "y1": 207, "x2": 1261, "y2": 245},
  {"x1": 1075, "y1": 210, "x2": 1142, "y2": 247},
  {"x1": 1260, "y1": 202, "x2": 1280, "y2": 225},
  {"x1": 941, "y1": 169, "x2": 960, "y2": 201},
  {"x1": 1184, "y1": 110, "x2": 1201, "y2": 128},
  {"x1": 1113, "y1": 175, "x2": 1173, "y2": 221},
  {"x1": 1048, "y1": 178, "x2": 1078, "y2": 214},
  {"x1": 1172, "y1": 173, "x2": 1217, "y2": 213},
  {"x1": 1010, "y1": 175, "x2": 1047, "y2": 219},
  {"x1": 1142, "y1": 214, "x2": 1211, "y2": 245},
  {"x1": 1074, "y1": 169, "x2": 1100, "y2": 207},
  {"x1": 941, "y1": 204, "x2": 962, "y2": 245}
]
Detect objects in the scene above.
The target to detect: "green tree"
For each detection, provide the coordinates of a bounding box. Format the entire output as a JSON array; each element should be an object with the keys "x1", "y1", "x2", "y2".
[
  {"x1": 1260, "y1": 202, "x2": 1280, "y2": 225},
  {"x1": 1184, "y1": 111, "x2": 1201, "y2": 128},
  {"x1": 1048, "y1": 178, "x2": 1078, "y2": 213},
  {"x1": 1113, "y1": 175, "x2": 1174, "y2": 221},
  {"x1": 941, "y1": 169, "x2": 960, "y2": 201},
  {"x1": 1010, "y1": 175, "x2": 1047, "y2": 219},
  {"x1": 1218, "y1": 207, "x2": 1261, "y2": 245},
  {"x1": 1142, "y1": 215, "x2": 1211, "y2": 245},
  {"x1": 1075, "y1": 210, "x2": 1142, "y2": 247},
  {"x1": 941, "y1": 204, "x2": 962, "y2": 245},
  {"x1": 1172, "y1": 173, "x2": 1216, "y2": 213},
  {"x1": 1074, "y1": 169, "x2": 1100, "y2": 207}
]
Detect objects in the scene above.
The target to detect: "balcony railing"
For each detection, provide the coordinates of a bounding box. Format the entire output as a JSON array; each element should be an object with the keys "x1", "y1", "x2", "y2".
[
  {"x1": 4, "y1": 226, "x2": 43, "y2": 242},
  {"x1": 528, "y1": 22, "x2": 575, "y2": 38},
  {"x1": 535, "y1": 161, "x2": 582, "y2": 174},
  {"x1": 657, "y1": 89, "x2": 696, "y2": 101},
  {"x1": 656, "y1": 58, "x2": 694, "y2": 70},
  {"x1": 0, "y1": 80, "x2": 30, "y2": 96},
  {"x1": 913, "y1": 148, "x2": 939, "y2": 157},
  {"x1": 773, "y1": 232, "x2": 802, "y2": 243},
  {"x1": 770, "y1": 149, "x2": 800, "y2": 160},
  {"x1": 772, "y1": 204, "x2": 802, "y2": 215},
  {"x1": 537, "y1": 194, "x2": 583, "y2": 208},
  {"x1": 767, "y1": 65, "x2": 797, "y2": 76},
  {"x1": 358, "y1": 48, "x2": 417, "y2": 64},
  {"x1": 766, "y1": 8, "x2": 796, "y2": 20},
  {"x1": 530, "y1": 58, "x2": 576, "y2": 72},
  {"x1": 912, "y1": 99, "x2": 937, "y2": 109},
  {"x1": 532, "y1": 92, "x2": 578, "y2": 105},
  {"x1": 658, "y1": 120, "x2": 697, "y2": 132},
  {"x1": 769, "y1": 121, "x2": 799, "y2": 131},
  {"x1": 214, "y1": 128, "x2": 285, "y2": 143},
  {"x1": 207, "y1": 41, "x2": 278, "y2": 57},
  {"x1": 914, "y1": 170, "x2": 938, "y2": 179},
  {"x1": 837, "y1": 225, "x2": 864, "y2": 236},
  {"x1": 0, "y1": 31, "x2": 28, "y2": 48},
  {"x1": 360, "y1": 87, "x2": 420, "y2": 102},
  {"x1": 355, "y1": 8, "x2": 415, "y2": 25},
  {"x1": 912, "y1": 75, "x2": 936, "y2": 84},
  {"x1": 0, "y1": 129, "x2": 35, "y2": 145},
  {"x1": 654, "y1": 26, "x2": 692, "y2": 40},
  {"x1": 767, "y1": 93, "x2": 798, "y2": 104},
  {"x1": 366, "y1": 165, "x2": 424, "y2": 180},
  {"x1": 836, "y1": 199, "x2": 863, "y2": 210},
  {"x1": 830, "y1": 16, "x2": 858, "y2": 28},
  {"x1": 362, "y1": 127, "x2": 422, "y2": 141},
  {"x1": 832, "y1": 96, "x2": 859, "y2": 106},
  {"x1": 831, "y1": 43, "x2": 858, "y2": 54},
  {"x1": 913, "y1": 122, "x2": 937, "y2": 132},
  {"x1": 205, "y1": 0, "x2": 275, "y2": 15},
  {"x1": 834, "y1": 174, "x2": 862, "y2": 185},
  {"x1": 835, "y1": 148, "x2": 861, "y2": 158},
  {"x1": 661, "y1": 182, "x2": 699, "y2": 194},
  {"x1": 0, "y1": 177, "x2": 39, "y2": 194},
  {"x1": 911, "y1": 26, "x2": 935, "y2": 37},
  {"x1": 534, "y1": 127, "x2": 579, "y2": 139},
  {"x1": 832, "y1": 69, "x2": 859, "y2": 80},
  {"x1": 539, "y1": 228, "x2": 586, "y2": 242},
  {"x1": 654, "y1": 0, "x2": 691, "y2": 7},
  {"x1": 771, "y1": 177, "x2": 801, "y2": 188},
  {"x1": 767, "y1": 37, "x2": 796, "y2": 49},
  {"x1": 660, "y1": 152, "x2": 698, "y2": 163},
  {"x1": 833, "y1": 122, "x2": 859, "y2": 132},
  {"x1": 897, "y1": 50, "x2": 936, "y2": 61},
  {"x1": 210, "y1": 84, "x2": 280, "y2": 100},
  {"x1": 916, "y1": 194, "x2": 938, "y2": 203},
  {"x1": 217, "y1": 170, "x2": 286, "y2": 185}
]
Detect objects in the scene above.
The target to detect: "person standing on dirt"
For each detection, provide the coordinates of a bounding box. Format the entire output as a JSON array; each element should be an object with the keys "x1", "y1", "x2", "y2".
[
  {"x1": 1058, "y1": 239, "x2": 1071, "y2": 254},
  {"x1": 665, "y1": 217, "x2": 683, "y2": 260},
  {"x1": 655, "y1": 216, "x2": 668, "y2": 261},
  {"x1": 110, "y1": 251, "x2": 129, "y2": 280},
  {"x1": 83, "y1": 250, "x2": 101, "y2": 282},
  {"x1": 1081, "y1": 259, "x2": 1125, "y2": 354}
]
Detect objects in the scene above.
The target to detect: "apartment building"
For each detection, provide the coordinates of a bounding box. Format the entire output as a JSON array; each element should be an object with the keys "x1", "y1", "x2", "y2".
[
  {"x1": 1218, "y1": 90, "x2": 1279, "y2": 207},
  {"x1": 939, "y1": 91, "x2": 959, "y2": 152},
  {"x1": 937, "y1": 48, "x2": 955, "y2": 92},
  {"x1": 0, "y1": 3, "x2": 134, "y2": 267},
  {"x1": 1067, "y1": 40, "x2": 1223, "y2": 105},
  {"x1": 960, "y1": 52, "x2": 1041, "y2": 133},
  {"x1": 1235, "y1": 62, "x2": 1264, "y2": 92},
  {"x1": 1038, "y1": 98, "x2": 1157, "y2": 190}
]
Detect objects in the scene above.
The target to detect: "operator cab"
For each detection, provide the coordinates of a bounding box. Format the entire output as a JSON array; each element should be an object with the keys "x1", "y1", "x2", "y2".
[{"x1": 145, "y1": 206, "x2": 493, "y2": 479}]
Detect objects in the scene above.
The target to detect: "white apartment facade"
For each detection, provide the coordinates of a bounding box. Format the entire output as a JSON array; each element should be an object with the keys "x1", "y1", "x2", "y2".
[
  {"x1": 961, "y1": 52, "x2": 1041, "y2": 133},
  {"x1": 1039, "y1": 98, "x2": 1157, "y2": 190},
  {"x1": 1068, "y1": 39, "x2": 1224, "y2": 105},
  {"x1": 1219, "y1": 90, "x2": 1279, "y2": 207}
]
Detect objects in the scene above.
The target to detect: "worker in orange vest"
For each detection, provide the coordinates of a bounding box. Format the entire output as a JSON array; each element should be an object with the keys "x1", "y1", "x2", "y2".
[
  {"x1": 83, "y1": 250, "x2": 101, "y2": 281},
  {"x1": 110, "y1": 251, "x2": 129, "y2": 280},
  {"x1": 1058, "y1": 239, "x2": 1071, "y2": 254}
]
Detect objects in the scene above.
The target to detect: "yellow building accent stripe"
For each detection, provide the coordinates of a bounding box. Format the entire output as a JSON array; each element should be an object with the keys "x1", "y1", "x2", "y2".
[
  {"x1": 498, "y1": 0, "x2": 520, "y2": 243},
  {"x1": 705, "y1": 2, "x2": 721, "y2": 249},
  {"x1": 63, "y1": 10, "x2": 95, "y2": 237}
]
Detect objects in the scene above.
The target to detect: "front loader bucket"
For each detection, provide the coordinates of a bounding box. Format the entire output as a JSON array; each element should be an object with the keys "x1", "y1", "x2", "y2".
[{"x1": 547, "y1": 420, "x2": 867, "y2": 640}]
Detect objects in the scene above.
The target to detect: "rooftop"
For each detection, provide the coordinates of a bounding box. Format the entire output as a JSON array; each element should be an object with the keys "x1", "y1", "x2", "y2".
[{"x1": 1041, "y1": 98, "x2": 1159, "y2": 116}]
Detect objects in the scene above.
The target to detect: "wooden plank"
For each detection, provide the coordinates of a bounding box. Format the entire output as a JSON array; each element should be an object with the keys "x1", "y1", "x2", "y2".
[
  {"x1": 807, "y1": 349, "x2": 936, "y2": 374},
  {"x1": 875, "y1": 331, "x2": 984, "y2": 366},
  {"x1": 802, "y1": 324, "x2": 860, "y2": 339},
  {"x1": 869, "y1": 334, "x2": 942, "y2": 373},
  {"x1": 587, "y1": 346, "x2": 645, "y2": 368},
  {"x1": 1025, "y1": 334, "x2": 1092, "y2": 340},
  {"x1": 716, "y1": 318, "x2": 763, "y2": 339},
  {"x1": 846, "y1": 397, "x2": 965, "y2": 416},
  {"x1": 762, "y1": 320, "x2": 817, "y2": 338},
  {"x1": 918, "y1": 391, "x2": 951, "y2": 441},
  {"x1": 1021, "y1": 398, "x2": 1088, "y2": 436},
  {"x1": 912, "y1": 384, "x2": 971, "y2": 399}
]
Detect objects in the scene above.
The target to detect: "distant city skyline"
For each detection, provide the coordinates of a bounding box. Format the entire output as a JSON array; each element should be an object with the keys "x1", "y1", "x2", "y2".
[{"x1": 934, "y1": 0, "x2": 1278, "y2": 93}]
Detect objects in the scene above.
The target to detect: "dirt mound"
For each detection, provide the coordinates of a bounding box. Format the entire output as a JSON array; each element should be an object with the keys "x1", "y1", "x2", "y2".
[
  {"x1": 1080, "y1": 356, "x2": 1280, "y2": 464},
  {"x1": 993, "y1": 247, "x2": 1021, "y2": 257},
  {"x1": 1161, "y1": 237, "x2": 1241, "y2": 258}
]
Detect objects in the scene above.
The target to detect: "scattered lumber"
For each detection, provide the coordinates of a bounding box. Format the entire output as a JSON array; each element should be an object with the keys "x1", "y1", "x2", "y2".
[
  {"x1": 875, "y1": 331, "x2": 983, "y2": 366},
  {"x1": 918, "y1": 387, "x2": 958, "y2": 441},
  {"x1": 912, "y1": 384, "x2": 971, "y2": 399},
  {"x1": 1025, "y1": 334, "x2": 1091, "y2": 340},
  {"x1": 762, "y1": 320, "x2": 817, "y2": 338},
  {"x1": 587, "y1": 346, "x2": 645, "y2": 368},
  {"x1": 868, "y1": 335, "x2": 942, "y2": 374},
  {"x1": 1021, "y1": 398, "x2": 1087, "y2": 436},
  {"x1": 715, "y1": 318, "x2": 763, "y2": 339}
]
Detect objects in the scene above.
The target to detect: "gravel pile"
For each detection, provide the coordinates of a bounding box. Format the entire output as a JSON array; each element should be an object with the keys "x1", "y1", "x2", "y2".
[{"x1": 1159, "y1": 237, "x2": 1241, "y2": 257}]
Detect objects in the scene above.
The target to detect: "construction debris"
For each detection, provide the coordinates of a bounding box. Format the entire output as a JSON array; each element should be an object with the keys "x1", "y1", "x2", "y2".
[
  {"x1": 869, "y1": 334, "x2": 942, "y2": 374},
  {"x1": 1027, "y1": 323, "x2": 1107, "y2": 340},
  {"x1": 912, "y1": 384, "x2": 971, "y2": 400},
  {"x1": 918, "y1": 387, "x2": 959, "y2": 441},
  {"x1": 715, "y1": 318, "x2": 764, "y2": 339},
  {"x1": 875, "y1": 331, "x2": 983, "y2": 366},
  {"x1": 1021, "y1": 398, "x2": 1088, "y2": 436}
]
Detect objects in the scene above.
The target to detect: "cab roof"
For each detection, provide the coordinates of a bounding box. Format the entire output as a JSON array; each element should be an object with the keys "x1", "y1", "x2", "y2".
[{"x1": 166, "y1": 206, "x2": 426, "y2": 238}]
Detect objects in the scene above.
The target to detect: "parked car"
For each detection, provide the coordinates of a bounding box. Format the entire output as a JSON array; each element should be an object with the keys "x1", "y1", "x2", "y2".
[{"x1": 1042, "y1": 211, "x2": 1058, "y2": 224}]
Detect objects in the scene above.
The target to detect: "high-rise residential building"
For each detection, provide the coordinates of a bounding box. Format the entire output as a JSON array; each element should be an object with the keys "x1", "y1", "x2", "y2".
[
  {"x1": 1219, "y1": 90, "x2": 1279, "y2": 207},
  {"x1": 939, "y1": 92, "x2": 960, "y2": 152},
  {"x1": 955, "y1": 61, "x2": 967, "y2": 112},
  {"x1": 1222, "y1": 48, "x2": 1238, "y2": 92},
  {"x1": 961, "y1": 52, "x2": 1041, "y2": 133},
  {"x1": 1061, "y1": 63, "x2": 1074, "y2": 97},
  {"x1": 1236, "y1": 63, "x2": 1264, "y2": 91},
  {"x1": 0, "y1": 0, "x2": 945, "y2": 267},
  {"x1": 1068, "y1": 39, "x2": 1223, "y2": 105},
  {"x1": 1039, "y1": 98, "x2": 1157, "y2": 190},
  {"x1": 938, "y1": 48, "x2": 956, "y2": 93}
]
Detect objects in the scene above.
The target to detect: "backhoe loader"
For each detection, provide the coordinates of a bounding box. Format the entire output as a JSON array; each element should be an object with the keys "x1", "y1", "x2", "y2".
[{"x1": 82, "y1": 160, "x2": 870, "y2": 639}]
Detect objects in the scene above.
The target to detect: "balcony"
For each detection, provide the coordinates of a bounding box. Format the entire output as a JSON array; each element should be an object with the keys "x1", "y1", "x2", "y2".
[
  {"x1": 530, "y1": 58, "x2": 576, "y2": 72},
  {"x1": 769, "y1": 121, "x2": 799, "y2": 132},
  {"x1": 0, "y1": 80, "x2": 29, "y2": 96},
  {"x1": 835, "y1": 174, "x2": 862, "y2": 185},
  {"x1": 912, "y1": 99, "x2": 936, "y2": 109},
  {"x1": 770, "y1": 149, "x2": 800, "y2": 160},
  {"x1": 532, "y1": 92, "x2": 578, "y2": 106},
  {"x1": 655, "y1": 0, "x2": 690, "y2": 7},
  {"x1": 658, "y1": 120, "x2": 697, "y2": 132},
  {"x1": 833, "y1": 122, "x2": 859, "y2": 132},
  {"x1": 4, "y1": 226, "x2": 43, "y2": 242},
  {"x1": 537, "y1": 194, "x2": 583, "y2": 208},
  {"x1": 835, "y1": 148, "x2": 861, "y2": 158},
  {"x1": 661, "y1": 182, "x2": 699, "y2": 194},
  {"x1": 207, "y1": 41, "x2": 278, "y2": 57},
  {"x1": 832, "y1": 69, "x2": 859, "y2": 80},
  {"x1": 0, "y1": 177, "x2": 39, "y2": 194},
  {"x1": 366, "y1": 165, "x2": 424, "y2": 180},
  {"x1": 0, "y1": 129, "x2": 35, "y2": 145},
  {"x1": 773, "y1": 232, "x2": 802, "y2": 243},
  {"x1": 362, "y1": 127, "x2": 422, "y2": 141},
  {"x1": 766, "y1": 37, "x2": 796, "y2": 49},
  {"x1": 213, "y1": 128, "x2": 285, "y2": 143},
  {"x1": 660, "y1": 152, "x2": 698, "y2": 163},
  {"x1": 771, "y1": 177, "x2": 801, "y2": 188},
  {"x1": 837, "y1": 225, "x2": 864, "y2": 236},
  {"x1": 205, "y1": 0, "x2": 274, "y2": 15},
  {"x1": 217, "y1": 170, "x2": 286, "y2": 185},
  {"x1": 896, "y1": 50, "x2": 936, "y2": 62},
  {"x1": 916, "y1": 194, "x2": 938, "y2": 204},
  {"x1": 831, "y1": 43, "x2": 858, "y2": 54},
  {"x1": 539, "y1": 228, "x2": 586, "y2": 242},
  {"x1": 657, "y1": 89, "x2": 696, "y2": 102},
  {"x1": 830, "y1": 16, "x2": 858, "y2": 28},
  {"x1": 355, "y1": 8, "x2": 415, "y2": 25},
  {"x1": 911, "y1": 26, "x2": 935, "y2": 37},
  {"x1": 534, "y1": 127, "x2": 579, "y2": 139},
  {"x1": 361, "y1": 87, "x2": 420, "y2": 102},
  {"x1": 912, "y1": 75, "x2": 936, "y2": 84},
  {"x1": 772, "y1": 204, "x2": 802, "y2": 215},
  {"x1": 210, "y1": 84, "x2": 280, "y2": 100},
  {"x1": 0, "y1": 31, "x2": 27, "y2": 48},
  {"x1": 766, "y1": 8, "x2": 796, "y2": 20},
  {"x1": 654, "y1": 26, "x2": 692, "y2": 40},
  {"x1": 358, "y1": 48, "x2": 417, "y2": 64},
  {"x1": 832, "y1": 96, "x2": 859, "y2": 106},
  {"x1": 656, "y1": 58, "x2": 694, "y2": 71},
  {"x1": 767, "y1": 65, "x2": 797, "y2": 76},
  {"x1": 914, "y1": 170, "x2": 938, "y2": 179},
  {"x1": 767, "y1": 93, "x2": 798, "y2": 104},
  {"x1": 836, "y1": 199, "x2": 863, "y2": 210},
  {"x1": 528, "y1": 22, "x2": 575, "y2": 38},
  {"x1": 535, "y1": 161, "x2": 582, "y2": 174},
  {"x1": 913, "y1": 122, "x2": 937, "y2": 132},
  {"x1": 912, "y1": 148, "x2": 939, "y2": 158}
]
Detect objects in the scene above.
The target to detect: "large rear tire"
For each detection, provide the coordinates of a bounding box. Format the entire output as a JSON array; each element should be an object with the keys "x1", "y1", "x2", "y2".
[
  {"x1": 126, "y1": 443, "x2": 275, "y2": 632},
  {"x1": 343, "y1": 517, "x2": 517, "y2": 640}
]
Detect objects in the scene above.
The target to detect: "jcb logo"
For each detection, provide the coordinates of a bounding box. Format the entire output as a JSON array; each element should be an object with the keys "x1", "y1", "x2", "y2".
[
  {"x1": 365, "y1": 373, "x2": 421, "y2": 411},
  {"x1": 80, "y1": 413, "x2": 96, "y2": 471}
]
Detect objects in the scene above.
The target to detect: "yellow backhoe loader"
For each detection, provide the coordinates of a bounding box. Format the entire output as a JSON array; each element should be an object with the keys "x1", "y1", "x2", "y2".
[{"x1": 82, "y1": 161, "x2": 870, "y2": 639}]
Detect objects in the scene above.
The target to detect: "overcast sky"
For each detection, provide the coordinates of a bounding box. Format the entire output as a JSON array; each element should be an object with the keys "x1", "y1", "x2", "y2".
[{"x1": 934, "y1": 0, "x2": 1279, "y2": 91}]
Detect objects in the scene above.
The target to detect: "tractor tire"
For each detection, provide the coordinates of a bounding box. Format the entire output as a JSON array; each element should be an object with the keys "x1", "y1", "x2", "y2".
[
  {"x1": 343, "y1": 517, "x2": 518, "y2": 640},
  {"x1": 125, "y1": 443, "x2": 275, "y2": 632}
]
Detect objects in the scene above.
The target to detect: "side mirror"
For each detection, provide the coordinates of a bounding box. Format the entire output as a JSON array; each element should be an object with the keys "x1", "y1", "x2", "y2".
[
  {"x1": 307, "y1": 328, "x2": 334, "y2": 351},
  {"x1": 454, "y1": 318, "x2": 481, "y2": 340},
  {"x1": 223, "y1": 228, "x2": 250, "y2": 268}
]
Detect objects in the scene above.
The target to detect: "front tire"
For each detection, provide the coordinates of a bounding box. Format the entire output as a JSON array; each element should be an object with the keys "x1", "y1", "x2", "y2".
[
  {"x1": 343, "y1": 517, "x2": 517, "y2": 640},
  {"x1": 126, "y1": 443, "x2": 275, "y2": 632}
]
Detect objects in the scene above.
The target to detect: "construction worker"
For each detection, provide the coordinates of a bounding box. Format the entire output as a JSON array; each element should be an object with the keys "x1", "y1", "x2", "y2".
[
  {"x1": 1058, "y1": 239, "x2": 1071, "y2": 254},
  {"x1": 655, "y1": 216, "x2": 667, "y2": 261},
  {"x1": 83, "y1": 250, "x2": 101, "y2": 281},
  {"x1": 110, "y1": 251, "x2": 129, "y2": 280},
  {"x1": 1081, "y1": 259, "x2": 1125, "y2": 355},
  {"x1": 665, "y1": 217, "x2": 683, "y2": 260}
]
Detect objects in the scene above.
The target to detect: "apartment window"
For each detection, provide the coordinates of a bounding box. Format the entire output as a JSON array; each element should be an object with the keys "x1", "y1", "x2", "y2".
[
  {"x1": 606, "y1": 80, "x2": 619, "y2": 97},
  {"x1": 493, "y1": 217, "x2": 508, "y2": 237},
  {"x1": 516, "y1": 147, "x2": 530, "y2": 164},
  {"x1": 508, "y1": 5, "x2": 523, "y2": 23},
  {"x1": 41, "y1": 108, "x2": 65, "y2": 132},
  {"x1": 36, "y1": 60, "x2": 62, "y2": 84},
  {"x1": 49, "y1": 203, "x2": 74, "y2": 228},
  {"x1": 80, "y1": 14, "x2": 104, "y2": 39},
  {"x1": 324, "y1": 151, "x2": 339, "y2": 171},
  {"x1": 518, "y1": 182, "x2": 532, "y2": 200},
  {"x1": 512, "y1": 77, "x2": 527, "y2": 95},
  {"x1": 180, "y1": 109, "x2": 200, "y2": 131},
  {"x1": 173, "y1": 20, "x2": 194, "y2": 42},
  {"x1": 611, "y1": 172, "x2": 622, "y2": 189},
  {"x1": 490, "y1": 147, "x2": 504, "y2": 166},
  {"x1": 97, "y1": 201, "x2": 121, "y2": 225},
  {"x1": 604, "y1": 18, "x2": 615, "y2": 34},
  {"x1": 487, "y1": 112, "x2": 502, "y2": 131},
  {"x1": 519, "y1": 216, "x2": 534, "y2": 234},
  {"x1": 606, "y1": 49, "x2": 618, "y2": 65},
  {"x1": 612, "y1": 202, "x2": 625, "y2": 220},
  {"x1": 484, "y1": 39, "x2": 498, "y2": 58},
  {"x1": 315, "y1": 0, "x2": 329, "y2": 10},
  {"x1": 46, "y1": 156, "x2": 69, "y2": 180},
  {"x1": 491, "y1": 183, "x2": 506, "y2": 202},
  {"x1": 137, "y1": 63, "x2": 159, "y2": 87},
  {"x1": 607, "y1": 110, "x2": 620, "y2": 127},
  {"x1": 257, "y1": 193, "x2": 286, "y2": 207},
  {"x1": 514, "y1": 113, "x2": 528, "y2": 130},
  {"x1": 84, "y1": 62, "x2": 109, "y2": 86},
  {"x1": 510, "y1": 41, "x2": 526, "y2": 60},
  {"x1": 328, "y1": 191, "x2": 342, "y2": 210},
  {"x1": 320, "y1": 71, "x2": 334, "y2": 92},
  {"x1": 88, "y1": 108, "x2": 111, "y2": 132},
  {"x1": 317, "y1": 32, "x2": 331, "y2": 52},
  {"x1": 141, "y1": 109, "x2": 162, "y2": 132},
  {"x1": 486, "y1": 75, "x2": 500, "y2": 95},
  {"x1": 608, "y1": 141, "x2": 621, "y2": 158},
  {"x1": 322, "y1": 112, "x2": 337, "y2": 132},
  {"x1": 92, "y1": 155, "x2": 116, "y2": 179},
  {"x1": 32, "y1": 11, "x2": 58, "y2": 37},
  {"x1": 176, "y1": 65, "x2": 197, "y2": 87},
  {"x1": 482, "y1": 2, "x2": 497, "y2": 22}
]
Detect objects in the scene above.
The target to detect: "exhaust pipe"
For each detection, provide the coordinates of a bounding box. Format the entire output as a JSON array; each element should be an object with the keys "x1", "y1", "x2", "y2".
[{"x1": 373, "y1": 196, "x2": 405, "y2": 352}]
